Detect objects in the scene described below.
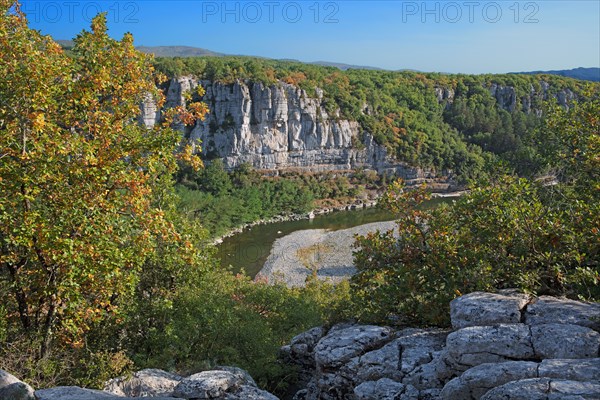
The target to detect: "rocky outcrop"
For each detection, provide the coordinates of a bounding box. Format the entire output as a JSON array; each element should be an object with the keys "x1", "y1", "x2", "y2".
[
  {"x1": 436, "y1": 82, "x2": 576, "y2": 113},
  {"x1": 104, "y1": 368, "x2": 182, "y2": 397},
  {"x1": 142, "y1": 76, "x2": 577, "y2": 175},
  {"x1": 142, "y1": 78, "x2": 427, "y2": 178},
  {"x1": 1, "y1": 366, "x2": 277, "y2": 400},
  {"x1": 283, "y1": 292, "x2": 600, "y2": 399}
]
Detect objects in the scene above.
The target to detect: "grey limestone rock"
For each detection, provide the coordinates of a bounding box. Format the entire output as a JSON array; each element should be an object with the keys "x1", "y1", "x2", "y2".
[
  {"x1": 0, "y1": 370, "x2": 34, "y2": 400},
  {"x1": 35, "y1": 386, "x2": 182, "y2": 400},
  {"x1": 289, "y1": 327, "x2": 327, "y2": 365},
  {"x1": 224, "y1": 385, "x2": 279, "y2": 400},
  {"x1": 481, "y1": 378, "x2": 600, "y2": 400},
  {"x1": 353, "y1": 378, "x2": 418, "y2": 400},
  {"x1": 341, "y1": 338, "x2": 403, "y2": 384},
  {"x1": 313, "y1": 325, "x2": 393, "y2": 369},
  {"x1": 0, "y1": 382, "x2": 35, "y2": 400},
  {"x1": 445, "y1": 324, "x2": 534, "y2": 370},
  {"x1": 440, "y1": 361, "x2": 539, "y2": 400},
  {"x1": 531, "y1": 324, "x2": 600, "y2": 359},
  {"x1": 0, "y1": 369, "x2": 21, "y2": 388},
  {"x1": 525, "y1": 296, "x2": 600, "y2": 331},
  {"x1": 103, "y1": 368, "x2": 182, "y2": 397},
  {"x1": 538, "y1": 358, "x2": 600, "y2": 382},
  {"x1": 450, "y1": 291, "x2": 531, "y2": 329},
  {"x1": 173, "y1": 370, "x2": 244, "y2": 399}
]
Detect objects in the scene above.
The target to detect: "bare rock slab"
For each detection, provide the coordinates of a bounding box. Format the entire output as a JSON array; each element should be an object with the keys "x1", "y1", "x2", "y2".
[
  {"x1": 314, "y1": 325, "x2": 393, "y2": 368},
  {"x1": 173, "y1": 370, "x2": 243, "y2": 399},
  {"x1": 341, "y1": 338, "x2": 403, "y2": 384},
  {"x1": 440, "y1": 361, "x2": 538, "y2": 400},
  {"x1": 289, "y1": 327, "x2": 326, "y2": 366},
  {"x1": 446, "y1": 324, "x2": 534, "y2": 369},
  {"x1": 0, "y1": 382, "x2": 35, "y2": 400},
  {"x1": 481, "y1": 378, "x2": 600, "y2": 400},
  {"x1": 103, "y1": 368, "x2": 182, "y2": 397},
  {"x1": 531, "y1": 324, "x2": 600, "y2": 359},
  {"x1": 450, "y1": 292, "x2": 531, "y2": 329},
  {"x1": 538, "y1": 358, "x2": 600, "y2": 382},
  {"x1": 35, "y1": 386, "x2": 182, "y2": 400},
  {"x1": 224, "y1": 385, "x2": 279, "y2": 400},
  {"x1": 0, "y1": 369, "x2": 22, "y2": 388},
  {"x1": 353, "y1": 378, "x2": 419, "y2": 400},
  {"x1": 0, "y1": 370, "x2": 35, "y2": 400},
  {"x1": 525, "y1": 296, "x2": 600, "y2": 331}
]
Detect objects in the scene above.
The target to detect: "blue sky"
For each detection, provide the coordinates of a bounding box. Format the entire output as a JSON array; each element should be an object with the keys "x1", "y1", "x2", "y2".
[{"x1": 20, "y1": 0, "x2": 600, "y2": 74}]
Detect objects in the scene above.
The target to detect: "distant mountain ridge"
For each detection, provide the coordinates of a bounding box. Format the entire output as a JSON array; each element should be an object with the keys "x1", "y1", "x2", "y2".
[
  {"x1": 55, "y1": 41, "x2": 599, "y2": 81},
  {"x1": 510, "y1": 67, "x2": 600, "y2": 82}
]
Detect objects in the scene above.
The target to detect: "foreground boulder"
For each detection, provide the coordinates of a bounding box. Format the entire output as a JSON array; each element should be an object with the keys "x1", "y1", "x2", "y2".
[
  {"x1": 480, "y1": 378, "x2": 600, "y2": 400},
  {"x1": 103, "y1": 367, "x2": 276, "y2": 400},
  {"x1": 104, "y1": 368, "x2": 182, "y2": 397},
  {"x1": 0, "y1": 370, "x2": 34, "y2": 400},
  {"x1": 2, "y1": 366, "x2": 277, "y2": 400},
  {"x1": 284, "y1": 292, "x2": 600, "y2": 399},
  {"x1": 35, "y1": 386, "x2": 181, "y2": 400}
]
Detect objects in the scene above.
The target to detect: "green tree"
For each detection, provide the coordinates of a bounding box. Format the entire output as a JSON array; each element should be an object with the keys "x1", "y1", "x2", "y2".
[
  {"x1": 0, "y1": 1, "x2": 207, "y2": 357},
  {"x1": 352, "y1": 98, "x2": 600, "y2": 327}
]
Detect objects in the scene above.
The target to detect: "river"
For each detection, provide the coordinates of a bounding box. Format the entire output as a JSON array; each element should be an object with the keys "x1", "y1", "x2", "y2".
[{"x1": 217, "y1": 198, "x2": 451, "y2": 278}]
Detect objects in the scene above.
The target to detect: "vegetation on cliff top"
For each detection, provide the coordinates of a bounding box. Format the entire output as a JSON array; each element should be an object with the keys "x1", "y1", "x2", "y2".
[{"x1": 155, "y1": 56, "x2": 597, "y2": 182}]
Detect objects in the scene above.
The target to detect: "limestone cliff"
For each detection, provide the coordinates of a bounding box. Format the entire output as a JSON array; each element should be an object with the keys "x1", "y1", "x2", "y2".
[
  {"x1": 142, "y1": 77, "x2": 575, "y2": 177},
  {"x1": 142, "y1": 77, "x2": 430, "y2": 179},
  {"x1": 435, "y1": 81, "x2": 576, "y2": 114}
]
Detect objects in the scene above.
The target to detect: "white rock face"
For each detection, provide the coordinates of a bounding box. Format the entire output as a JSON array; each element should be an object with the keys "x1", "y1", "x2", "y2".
[
  {"x1": 35, "y1": 386, "x2": 181, "y2": 400},
  {"x1": 538, "y1": 358, "x2": 600, "y2": 382},
  {"x1": 143, "y1": 78, "x2": 429, "y2": 177},
  {"x1": 0, "y1": 369, "x2": 21, "y2": 388},
  {"x1": 530, "y1": 323, "x2": 600, "y2": 359},
  {"x1": 173, "y1": 370, "x2": 242, "y2": 399},
  {"x1": 0, "y1": 370, "x2": 34, "y2": 400},
  {"x1": 0, "y1": 381, "x2": 35, "y2": 400},
  {"x1": 440, "y1": 361, "x2": 539, "y2": 400},
  {"x1": 480, "y1": 378, "x2": 600, "y2": 400},
  {"x1": 171, "y1": 369, "x2": 277, "y2": 400},
  {"x1": 354, "y1": 378, "x2": 419, "y2": 400}
]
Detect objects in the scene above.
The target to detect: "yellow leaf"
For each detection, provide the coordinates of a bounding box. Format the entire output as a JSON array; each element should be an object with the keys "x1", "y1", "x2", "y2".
[{"x1": 32, "y1": 113, "x2": 45, "y2": 131}]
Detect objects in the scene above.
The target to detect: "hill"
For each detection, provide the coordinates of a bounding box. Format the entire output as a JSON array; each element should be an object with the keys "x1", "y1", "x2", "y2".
[{"x1": 513, "y1": 67, "x2": 600, "y2": 82}]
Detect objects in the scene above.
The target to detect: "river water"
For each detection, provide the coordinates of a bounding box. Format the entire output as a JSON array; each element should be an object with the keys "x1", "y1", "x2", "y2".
[
  {"x1": 217, "y1": 207, "x2": 394, "y2": 277},
  {"x1": 217, "y1": 198, "x2": 450, "y2": 277}
]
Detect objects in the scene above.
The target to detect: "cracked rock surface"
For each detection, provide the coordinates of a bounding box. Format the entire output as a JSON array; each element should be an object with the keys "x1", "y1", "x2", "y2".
[
  {"x1": 284, "y1": 292, "x2": 600, "y2": 399},
  {"x1": 1, "y1": 366, "x2": 279, "y2": 400}
]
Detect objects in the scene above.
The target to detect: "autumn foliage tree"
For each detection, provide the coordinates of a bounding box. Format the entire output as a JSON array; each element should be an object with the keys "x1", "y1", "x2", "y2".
[{"x1": 0, "y1": 1, "x2": 207, "y2": 358}]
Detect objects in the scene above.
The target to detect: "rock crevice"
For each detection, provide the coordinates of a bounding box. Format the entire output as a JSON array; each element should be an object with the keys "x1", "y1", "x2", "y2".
[{"x1": 283, "y1": 292, "x2": 600, "y2": 400}]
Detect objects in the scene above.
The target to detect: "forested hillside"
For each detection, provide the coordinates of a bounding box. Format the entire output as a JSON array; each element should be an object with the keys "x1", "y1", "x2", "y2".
[{"x1": 153, "y1": 57, "x2": 596, "y2": 182}]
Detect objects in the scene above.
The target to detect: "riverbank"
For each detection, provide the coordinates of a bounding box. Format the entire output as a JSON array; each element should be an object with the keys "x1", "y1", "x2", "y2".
[
  {"x1": 210, "y1": 188, "x2": 465, "y2": 246},
  {"x1": 210, "y1": 197, "x2": 381, "y2": 246},
  {"x1": 255, "y1": 220, "x2": 398, "y2": 287}
]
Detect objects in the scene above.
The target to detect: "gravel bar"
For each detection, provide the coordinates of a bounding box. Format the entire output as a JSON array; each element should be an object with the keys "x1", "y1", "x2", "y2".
[{"x1": 255, "y1": 220, "x2": 397, "y2": 287}]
